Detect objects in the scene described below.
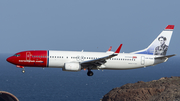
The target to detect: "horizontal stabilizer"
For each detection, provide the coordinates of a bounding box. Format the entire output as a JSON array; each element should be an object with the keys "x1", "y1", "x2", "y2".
[{"x1": 155, "y1": 54, "x2": 176, "y2": 59}]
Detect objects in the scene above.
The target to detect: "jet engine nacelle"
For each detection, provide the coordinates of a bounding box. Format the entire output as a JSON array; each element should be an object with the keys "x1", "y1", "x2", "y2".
[{"x1": 63, "y1": 62, "x2": 81, "y2": 71}]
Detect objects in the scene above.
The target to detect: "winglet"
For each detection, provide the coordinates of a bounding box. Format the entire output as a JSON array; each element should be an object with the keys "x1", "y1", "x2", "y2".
[
  {"x1": 107, "y1": 46, "x2": 112, "y2": 51},
  {"x1": 115, "y1": 44, "x2": 123, "y2": 53},
  {"x1": 165, "y1": 25, "x2": 174, "y2": 30}
]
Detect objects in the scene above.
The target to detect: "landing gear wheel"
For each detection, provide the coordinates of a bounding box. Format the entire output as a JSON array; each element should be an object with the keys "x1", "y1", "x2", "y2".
[
  {"x1": 22, "y1": 70, "x2": 25, "y2": 73},
  {"x1": 87, "y1": 71, "x2": 93, "y2": 76}
]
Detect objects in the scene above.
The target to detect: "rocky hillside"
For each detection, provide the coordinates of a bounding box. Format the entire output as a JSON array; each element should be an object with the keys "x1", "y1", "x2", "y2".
[{"x1": 102, "y1": 76, "x2": 180, "y2": 101}]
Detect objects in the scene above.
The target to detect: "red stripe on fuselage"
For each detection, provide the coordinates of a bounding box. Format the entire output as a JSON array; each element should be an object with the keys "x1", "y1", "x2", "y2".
[{"x1": 8, "y1": 50, "x2": 48, "y2": 67}]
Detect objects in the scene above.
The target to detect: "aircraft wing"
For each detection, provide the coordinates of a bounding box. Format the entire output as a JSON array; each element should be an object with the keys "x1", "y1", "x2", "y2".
[
  {"x1": 80, "y1": 53, "x2": 117, "y2": 67},
  {"x1": 80, "y1": 44, "x2": 122, "y2": 68}
]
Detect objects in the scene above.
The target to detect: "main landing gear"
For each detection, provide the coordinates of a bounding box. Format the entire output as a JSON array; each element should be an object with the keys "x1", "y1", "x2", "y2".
[{"x1": 87, "y1": 70, "x2": 93, "y2": 76}]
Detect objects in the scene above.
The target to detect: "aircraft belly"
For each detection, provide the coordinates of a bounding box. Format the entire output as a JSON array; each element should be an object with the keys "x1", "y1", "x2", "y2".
[
  {"x1": 154, "y1": 58, "x2": 166, "y2": 65},
  {"x1": 48, "y1": 59, "x2": 64, "y2": 68},
  {"x1": 105, "y1": 61, "x2": 141, "y2": 70}
]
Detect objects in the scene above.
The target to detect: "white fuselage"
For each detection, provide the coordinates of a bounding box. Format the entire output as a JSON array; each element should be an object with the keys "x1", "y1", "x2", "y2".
[{"x1": 48, "y1": 50, "x2": 165, "y2": 70}]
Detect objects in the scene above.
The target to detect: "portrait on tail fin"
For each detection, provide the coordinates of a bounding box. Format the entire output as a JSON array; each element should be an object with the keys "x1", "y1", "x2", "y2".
[
  {"x1": 154, "y1": 36, "x2": 168, "y2": 55},
  {"x1": 130, "y1": 25, "x2": 174, "y2": 55}
]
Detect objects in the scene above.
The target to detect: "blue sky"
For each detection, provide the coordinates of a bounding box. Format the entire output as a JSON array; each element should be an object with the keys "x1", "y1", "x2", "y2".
[{"x1": 0, "y1": 1, "x2": 179, "y2": 56}]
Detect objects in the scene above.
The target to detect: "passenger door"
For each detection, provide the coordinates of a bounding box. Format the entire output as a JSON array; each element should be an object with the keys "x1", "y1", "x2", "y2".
[{"x1": 141, "y1": 56, "x2": 145, "y2": 65}]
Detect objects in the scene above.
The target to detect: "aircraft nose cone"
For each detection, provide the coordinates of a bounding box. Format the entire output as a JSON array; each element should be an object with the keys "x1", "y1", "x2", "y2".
[
  {"x1": 6, "y1": 57, "x2": 10, "y2": 62},
  {"x1": 6, "y1": 57, "x2": 13, "y2": 63}
]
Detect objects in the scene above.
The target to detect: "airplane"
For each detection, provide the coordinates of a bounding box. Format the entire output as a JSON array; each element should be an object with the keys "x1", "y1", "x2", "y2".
[{"x1": 6, "y1": 25, "x2": 175, "y2": 76}]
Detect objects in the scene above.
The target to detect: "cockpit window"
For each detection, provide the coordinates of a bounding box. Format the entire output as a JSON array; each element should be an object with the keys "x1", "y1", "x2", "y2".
[{"x1": 13, "y1": 54, "x2": 20, "y2": 57}]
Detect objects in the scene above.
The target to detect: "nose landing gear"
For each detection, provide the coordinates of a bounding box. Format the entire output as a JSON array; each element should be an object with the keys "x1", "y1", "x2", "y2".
[
  {"x1": 22, "y1": 69, "x2": 25, "y2": 73},
  {"x1": 21, "y1": 68, "x2": 25, "y2": 73},
  {"x1": 16, "y1": 65, "x2": 25, "y2": 73}
]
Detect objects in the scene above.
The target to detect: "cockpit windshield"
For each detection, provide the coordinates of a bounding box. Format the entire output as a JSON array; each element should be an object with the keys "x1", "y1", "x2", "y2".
[{"x1": 13, "y1": 54, "x2": 20, "y2": 57}]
